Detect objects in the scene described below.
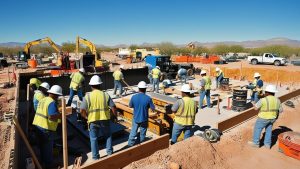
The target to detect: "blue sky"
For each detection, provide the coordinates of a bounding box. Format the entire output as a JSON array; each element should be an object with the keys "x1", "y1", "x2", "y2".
[{"x1": 0, "y1": 0, "x2": 299, "y2": 45}]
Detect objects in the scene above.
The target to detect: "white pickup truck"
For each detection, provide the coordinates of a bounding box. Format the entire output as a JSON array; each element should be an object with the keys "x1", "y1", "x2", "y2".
[{"x1": 248, "y1": 53, "x2": 287, "y2": 66}]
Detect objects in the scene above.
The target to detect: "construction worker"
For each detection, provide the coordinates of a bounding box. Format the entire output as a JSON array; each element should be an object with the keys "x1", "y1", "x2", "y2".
[
  {"x1": 29, "y1": 78, "x2": 42, "y2": 92},
  {"x1": 248, "y1": 85, "x2": 283, "y2": 149},
  {"x1": 177, "y1": 68, "x2": 187, "y2": 84},
  {"x1": 80, "y1": 75, "x2": 118, "y2": 160},
  {"x1": 152, "y1": 66, "x2": 161, "y2": 93},
  {"x1": 128, "y1": 81, "x2": 155, "y2": 146},
  {"x1": 113, "y1": 65, "x2": 124, "y2": 97},
  {"x1": 171, "y1": 84, "x2": 197, "y2": 144},
  {"x1": 67, "y1": 68, "x2": 85, "y2": 106},
  {"x1": 246, "y1": 72, "x2": 263, "y2": 103},
  {"x1": 199, "y1": 70, "x2": 212, "y2": 109},
  {"x1": 215, "y1": 67, "x2": 224, "y2": 89},
  {"x1": 33, "y1": 82, "x2": 50, "y2": 111},
  {"x1": 146, "y1": 63, "x2": 153, "y2": 85},
  {"x1": 32, "y1": 85, "x2": 63, "y2": 168}
]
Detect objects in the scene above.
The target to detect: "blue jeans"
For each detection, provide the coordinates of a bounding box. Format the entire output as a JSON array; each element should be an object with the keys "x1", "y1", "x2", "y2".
[
  {"x1": 113, "y1": 80, "x2": 123, "y2": 95},
  {"x1": 253, "y1": 118, "x2": 276, "y2": 147},
  {"x1": 216, "y1": 76, "x2": 223, "y2": 88},
  {"x1": 67, "y1": 88, "x2": 83, "y2": 106},
  {"x1": 153, "y1": 78, "x2": 159, "y2": 93},
  {"x1": 89, "y1": 120, "x2": 113, "y2": 159},
  {"x1": 128, "y1": 120, "x2": 148, "y2": 146},
  {"x1": 199, "y1": 90, "x2": 211, "y2": 108},
  {"x1": 251, "y1": 91, "x2": 259, "y2": 103},
  {"x1": 171, "y1": 122, "x2": 193, "y2": 143},
  {"x1": 35, "y1": 126, "x2": 55, "y2": 167},
  {"x1": 148, "y1": 74, "x2": 153, "y2": 85}
]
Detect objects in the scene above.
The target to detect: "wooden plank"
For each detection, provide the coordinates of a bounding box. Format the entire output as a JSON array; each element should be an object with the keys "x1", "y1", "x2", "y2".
[
  {"x1": 217, "y1": 88, "x2": 300, "y2": 132},
  {"x1": 61, "y1": 98, "x2": 68, "y2": 169},
  {"x1": 81, "y1": 134, "x2": 170, "y2": 169}
]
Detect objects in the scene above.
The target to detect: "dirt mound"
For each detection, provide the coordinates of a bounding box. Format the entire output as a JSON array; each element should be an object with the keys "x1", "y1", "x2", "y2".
[{"x1": 125, "y1": 137, "x2": 229, "y2": 169}]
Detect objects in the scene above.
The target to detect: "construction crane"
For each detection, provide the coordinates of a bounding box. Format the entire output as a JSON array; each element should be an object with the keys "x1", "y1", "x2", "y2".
[
  {"x1": 19, "y1": 37, "x2": 60, "y2": 61},
  {"x1": 76, "y1": 36, "x2": 104, "y2": 67}
]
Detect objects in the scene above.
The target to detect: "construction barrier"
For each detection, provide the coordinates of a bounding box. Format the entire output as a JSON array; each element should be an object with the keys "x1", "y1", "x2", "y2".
[{"x1": 173, "y1": 55, "x2": 221, "y2": 64}]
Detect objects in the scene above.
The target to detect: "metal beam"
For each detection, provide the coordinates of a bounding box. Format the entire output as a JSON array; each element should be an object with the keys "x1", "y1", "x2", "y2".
[
  {"x1": 217, "y1": 88, "x2": 300, "y2": 132},
  {"x1": 81, "y1": 134, "x2": 169, "y2": 169}
]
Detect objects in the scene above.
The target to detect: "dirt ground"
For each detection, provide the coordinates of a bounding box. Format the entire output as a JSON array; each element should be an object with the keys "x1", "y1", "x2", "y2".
[{"x1": 125, "y1": 97, "x2": 300, "y2": 169}]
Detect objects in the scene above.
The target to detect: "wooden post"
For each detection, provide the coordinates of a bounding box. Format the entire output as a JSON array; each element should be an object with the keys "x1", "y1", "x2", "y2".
[
  {"x1": 240, "y1": 62, "x2": 242, "y2": 80},
  {"x1": 7, "y1": 66, "x2": 11, "y2": 84},
  {"x1": 13, "y1": 117, "x2": 43, "y2": 169},
  {"x1": 217, "y1": 95, "x2": 220, "y2": 115},
  {"x1": 26, "y1": 84, "x2": 30, "y2": 134},
  {"x1": 61, "y1": 98, "x2": 68, "y2": 169}
]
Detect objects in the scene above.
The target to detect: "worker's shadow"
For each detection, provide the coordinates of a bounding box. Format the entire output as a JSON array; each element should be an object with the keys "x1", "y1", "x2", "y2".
[
  {"x1": 261, "y1": 126, "x2": 292, "y2": 148},
  {"x1": 193, "y1": 125, "x2": 211, "y2": 132}
]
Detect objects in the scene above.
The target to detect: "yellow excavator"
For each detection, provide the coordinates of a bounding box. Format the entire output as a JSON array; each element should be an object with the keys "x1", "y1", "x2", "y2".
[
  {"x1": 76, "y1": 36, "x2": 109, "y2": 68},
  {"x1": 18, "y1": 37, "x2": 60, "y2": 61}
]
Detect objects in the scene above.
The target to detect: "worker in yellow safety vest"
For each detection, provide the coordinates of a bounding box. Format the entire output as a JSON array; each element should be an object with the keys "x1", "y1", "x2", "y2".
[
  {"x1": 33, "y1": 82, "x2": 50, "y2": 111},
  {"x1": 29, "y1": 78, "x2": 42, "y2": 93},
  {"x1": 151, "y1": 66, "x2": 161, "y2": 93},
  {"x1": 113, "y1": 65, "x2": 124, "y2": 97},
  {"x1": 199, "y1": 70, "x2": 212, "y2": 109},
  {"x1": 215, "y1": 67, "x2": 224, "y2": 89},
  {"x1": 246, "y1": 72, "x2": 264, "y2": 104},
  {"x1": 32, "y1": 85, "x2": 63, "y2": 168},
  {"x1": 80, "y1": 75, "x2": 118, "y2": 160},
  {"x1": 171, "y1": 84, "x2": 198, "y2": 144},
  {"x1": 67, "y1": 68, "x2": 85, "y2": 106},
  {"x1": 248, "y1": 85, "x2": 283, "y2": 149}
]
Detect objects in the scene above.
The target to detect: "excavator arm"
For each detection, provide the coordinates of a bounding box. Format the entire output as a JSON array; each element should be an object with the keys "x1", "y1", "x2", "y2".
[
  {"x1": 23, "y1": 37, "x2": 60, "y2": 55},
  {"x1": 76, "y1": 36, "x2": 103, "y2": 67}
]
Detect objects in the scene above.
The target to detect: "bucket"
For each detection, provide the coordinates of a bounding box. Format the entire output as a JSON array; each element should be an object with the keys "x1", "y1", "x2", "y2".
[{"x1": 28, "y1": 59, "x2": 37, "y2": 68}]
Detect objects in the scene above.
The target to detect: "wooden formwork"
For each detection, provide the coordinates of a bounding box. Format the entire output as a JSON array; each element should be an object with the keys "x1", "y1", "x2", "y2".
[
  {"x1": 217, "y1": 88, "x2": 300, "y2": 132},
  {"x1": 81, "y1": 134, "x2": 170, "y2": 169}
]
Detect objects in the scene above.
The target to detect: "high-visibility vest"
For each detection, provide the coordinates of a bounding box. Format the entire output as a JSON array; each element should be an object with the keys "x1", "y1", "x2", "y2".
[
  {"x1": 152, "y1": 68, "x2": 161, "y2": 79},
  {"x1": 258, "y1": 96, "x2": 280, "y2": 119},
  {"x1": 113, "y1": 70, "x2": 123, "y2": 81},
  {"x1": 203, "y1": 76, "x2": 212, "y2": 90},
  {"x1": 252, "y1": 79, "x2": 263, "y2": 92},
  {"x1": 174, "y1": 97, "x2": 197, "y2": 125},
  {"x1": 216, "y1": 70, "x2": 223, "y2": 77},
  {"x1": 30, "y1": 78, "x2": 42, "y2": 88},
  {"x1": 86, "y1": 90, "x2": 111, "y2": 124},
  {"x1": 32, "y1": 97, "x2": 59, "y2": 131},
  {"x1": 33, "y1": 90, "x2": 45, "y2": 110},
  {"x1": 69, "y1": 72, "x2": 84, "y2": 91},
  {"x1": 34, "y1": 90, "x2": 45, "y2": 102}
]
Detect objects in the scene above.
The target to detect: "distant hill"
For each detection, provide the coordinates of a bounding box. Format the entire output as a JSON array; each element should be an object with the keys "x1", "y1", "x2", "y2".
[
  {"x1": 0, "y1": 42, "x2": 25, "y2": 47},
  {"x1": 190, "y1": 38, "x2": 300, "y2": 48},
  {"x1": 1, "y1": 37, "x2": 300, "y2": 48}
]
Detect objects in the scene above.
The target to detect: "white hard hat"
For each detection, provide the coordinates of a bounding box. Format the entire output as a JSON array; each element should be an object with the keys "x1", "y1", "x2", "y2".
[
  {"x1": 254, "y1": 72, "x2": 261, "y2": 78},
  {"x1": 137, "y1": 81, "x2": 147, "y2": 88},
  {"x1": 265, "y1": 85, "x2": 278, "y2": 93},
  {"x1": 181, "y1": 84, "x2": 192, "y2": 93},
  {"x1": 120, "y1": 65, "x2": 124, "y2": 69},
  {"x1": 40, "y1": 82, "x2": 50, "y2": 90},
  {"x1": 215, "y1": 67, "x2": 220, "y2": 71},
  {"x1": 156, "y1": 66, "x2": 160, "y2": 69},
  {"x1": 79, "y1": 68, "x2": 85, "y2": 73},
  {"x1": 47, "y1": 85, "x2": 63, "y2": 96},
  {"x1": 200, "y1": 70, "x2": 207, "y2": 75},
  {"x1": 89, "y1": 75, "x2": 102, "y2": 85}
]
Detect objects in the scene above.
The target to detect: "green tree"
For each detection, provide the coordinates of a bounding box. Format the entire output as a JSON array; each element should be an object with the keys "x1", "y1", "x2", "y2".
[
  {"x1": 61, "y1": 42, "x2": 76, "y2": 53},
  {"x1": 156, "y1": 42, "x2": 177, "y2": 55}
]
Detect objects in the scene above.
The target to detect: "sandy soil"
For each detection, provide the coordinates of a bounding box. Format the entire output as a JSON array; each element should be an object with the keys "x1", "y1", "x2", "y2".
[{"x1": 125, "y1": 97, "x2": 300, "y2": 169}]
